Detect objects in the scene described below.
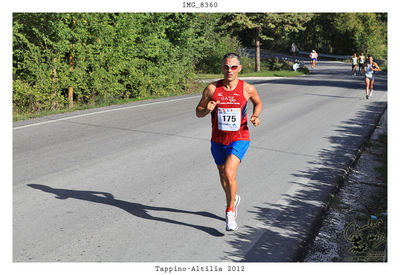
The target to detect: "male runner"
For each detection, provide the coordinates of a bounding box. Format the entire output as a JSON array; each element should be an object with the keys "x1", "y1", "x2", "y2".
[
  {"x1": 364, "y1": 56, "x2": 380, "y2": 99},
  {"x1": 309, "y1": 50, "x2": 318, "y2": 69},
  {"x1": 196, "y1": 53, "x2": 263, "y2": 231},
  {"x1": 351, "y1": 53, "x2": 358, "y2": 76},
  {"x1": 358, "y1": 52, "x2": 366, "y2": 75}
]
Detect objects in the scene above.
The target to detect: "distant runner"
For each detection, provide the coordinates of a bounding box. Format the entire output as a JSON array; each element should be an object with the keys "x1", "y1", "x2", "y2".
[
  {"x1": 351, "y1": 53, "x2": 358, "y2": 76},
  {"x1": 195, "y1": 53, "x2": 263, "y2": 231},
  {"x1": 291, "y1": 42, "x2": 298, "y2": 62},
  {"x1": 358, "y1": 52, "x2": 366, "y2": 75},
  {"x1": 364, "y1": 56, "x2": 380, "y2": 99},
  {"x1": 309, "y1": 50, "x2": 318, "y2": 69}
]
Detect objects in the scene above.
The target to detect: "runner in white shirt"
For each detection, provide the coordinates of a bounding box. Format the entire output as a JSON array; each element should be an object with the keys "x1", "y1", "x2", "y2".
[
  {"x1": 351, "y1": 53, "x2": 358, "y2": 76},
  {"x1": 358, "y1": 52, "x2": 366, "y2": 75},
  {"x1": 363, "y1": 56, "x2": 380, "y2": 99},
  {"x1": 309, "y1": 50, "x2": 318, "y2": 69}
]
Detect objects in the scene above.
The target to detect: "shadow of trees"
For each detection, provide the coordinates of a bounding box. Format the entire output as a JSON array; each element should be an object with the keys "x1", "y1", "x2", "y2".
[{"x1": 226, "y1": 100, "x2": 387, "y2": 262}]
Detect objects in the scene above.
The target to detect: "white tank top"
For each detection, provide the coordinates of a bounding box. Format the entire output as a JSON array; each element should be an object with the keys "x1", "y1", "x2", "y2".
[{"x1": 365, "y1": 63, "x2": 375, "y2": 78}]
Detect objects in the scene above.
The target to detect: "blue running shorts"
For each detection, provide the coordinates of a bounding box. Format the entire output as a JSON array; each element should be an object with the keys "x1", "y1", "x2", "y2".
[{"x1": 211, "y1": 140, "x2": 250, "y2": 165}]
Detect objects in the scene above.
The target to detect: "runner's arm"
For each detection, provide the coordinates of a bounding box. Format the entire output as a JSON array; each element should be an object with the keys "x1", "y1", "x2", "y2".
[
  {"x1": 373, "y1": 62, "x2": 381, "y2": 71},
  {"x1": 245, "y1": 83, "x2": 263, "y2": 126},
  {"x1": 196, "y1": 83, "x2": 218, "y2": 118}
]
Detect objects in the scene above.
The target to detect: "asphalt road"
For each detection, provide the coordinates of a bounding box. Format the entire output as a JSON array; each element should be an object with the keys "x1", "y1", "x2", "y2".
[{"x1": 13, "y1": 61, "x2": 387, "y2": 262}]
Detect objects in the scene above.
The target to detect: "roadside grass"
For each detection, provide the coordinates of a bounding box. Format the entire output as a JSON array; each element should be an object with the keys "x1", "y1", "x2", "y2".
[
  {"x1": 13, "y1": 95, "x2": 172, "y2": 121},
  {"x1": 197, "y1": 68, "x2": 308, "y2": 79},
  {"x1": 13, "y1": 81, "x2": 205, "y2": 122},
  {"x1": 13, "y1": 68, "x2": 308, "y2": 122}
]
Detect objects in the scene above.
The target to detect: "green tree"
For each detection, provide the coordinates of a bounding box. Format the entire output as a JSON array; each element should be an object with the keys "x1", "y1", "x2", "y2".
[
  {"x1": 13, "y1": 13, "x2": 234, "y2": 114},
  {"x1": 292, "y1": 13, "x2": 387, "y2": 58},
  {"x1": 13, "y1": 13, "x2": 71, "y2": 112},
  {"x1": 224, "y1": 13, "x2": 312, "y2": 71},
  {"x1": 334, "y1": 13, "x2": 387, "y2": 58}
]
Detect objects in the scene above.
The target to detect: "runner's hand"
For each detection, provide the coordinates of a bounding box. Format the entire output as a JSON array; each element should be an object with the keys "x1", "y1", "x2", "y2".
[
  {"x1": 250, "y1": 115, "x2": 260, "y2": 127},
  {"x1": 207, "y1": 100, "x2": 219, "y2": 112}
]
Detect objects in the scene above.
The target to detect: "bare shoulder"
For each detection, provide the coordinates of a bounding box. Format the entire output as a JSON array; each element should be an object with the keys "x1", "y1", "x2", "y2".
[
  {"x1": 243, "y1": 81, "x2": 257, "y2": 99},
  {"x1": 203, "y1": 81, "x2": 218, "y2": 97},
  {"x1": 243, "y1": 81, "x2": 256, "y2": 92},
  {"x1": 197, "y1": 81, "x2": 217, "y2": 108}
]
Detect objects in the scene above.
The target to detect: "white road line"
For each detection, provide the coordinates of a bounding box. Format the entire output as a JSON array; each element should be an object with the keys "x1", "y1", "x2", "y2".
[
  {"x1": 13, "y1": 79, "x2": 271, "y2": 131},
  {"x1": 13, "y1": 95, "x2": 201, "y2": 130}
]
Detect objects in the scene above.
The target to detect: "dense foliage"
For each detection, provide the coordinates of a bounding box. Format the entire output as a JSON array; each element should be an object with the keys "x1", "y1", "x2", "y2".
[
  {"x1": 13, "y1": 13, "x2": 387, "y2": 114},
  {"x1": 222, "y1": 13, "x2": 313, "y2": 71},
  {"x1": 279, "y1": 13, "x2": 387, "y2": 58},
  {"x1": 13, "y1": 13, "x2": 235, "y2": 113}
]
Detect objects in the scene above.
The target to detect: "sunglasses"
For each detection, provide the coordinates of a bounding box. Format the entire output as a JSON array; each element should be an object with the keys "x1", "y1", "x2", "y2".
[{"x1": 223, "y1": 64, "x2": 240, "y2": 71}]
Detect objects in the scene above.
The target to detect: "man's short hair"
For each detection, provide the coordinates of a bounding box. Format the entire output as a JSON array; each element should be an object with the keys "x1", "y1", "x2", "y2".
[{"x1": 223, "y1": 53, "x2": 241, "y2": 65}]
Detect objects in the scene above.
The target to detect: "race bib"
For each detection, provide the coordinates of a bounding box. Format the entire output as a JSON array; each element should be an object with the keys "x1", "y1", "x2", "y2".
[{"x1": 218, "y1": 108, "x2": 241, "y2": 131}]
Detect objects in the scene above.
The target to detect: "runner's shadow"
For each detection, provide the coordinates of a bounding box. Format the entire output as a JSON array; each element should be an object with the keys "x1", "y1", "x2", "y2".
[{"x1": 28, "y1": 184, "x2": 225, "y2": 237}]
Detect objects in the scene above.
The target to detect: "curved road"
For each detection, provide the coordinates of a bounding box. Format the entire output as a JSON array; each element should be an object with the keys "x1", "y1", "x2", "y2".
[{"x1": 13, "y1": 61, "x2": 387, "y2": 262}]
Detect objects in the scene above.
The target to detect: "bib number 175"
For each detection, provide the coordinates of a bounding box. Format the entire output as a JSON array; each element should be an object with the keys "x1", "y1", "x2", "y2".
[
  {"x1": 222, "y1": 115, "x2": 236, "y2": 122},
  {"x1": 218, "y1": 108, "x2": 240, "y2": 131}
]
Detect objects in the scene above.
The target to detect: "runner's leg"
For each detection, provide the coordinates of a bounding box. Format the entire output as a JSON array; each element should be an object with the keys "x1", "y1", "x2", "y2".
[
  {"x1": 217, "y1": 164, "x2": 230, "y2": 207},
  {"x1": 224, "y1": 154, "x2": 240, "y2": 209},
  {"x1": 365, "y1": 77, "x2": 370, "y2": 96},
  {"x1": 217, "y1": 154, "x2": 240, "y2": 209}
]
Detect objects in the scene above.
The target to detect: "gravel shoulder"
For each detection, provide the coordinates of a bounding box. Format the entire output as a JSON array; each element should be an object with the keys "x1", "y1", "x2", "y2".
[{"x1": 303, "y1": 109, "x2": 387, "y2": 262}]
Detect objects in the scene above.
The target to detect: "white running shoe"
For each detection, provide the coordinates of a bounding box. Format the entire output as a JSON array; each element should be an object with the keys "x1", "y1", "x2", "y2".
[
  {"x1": 234, "y1": 194, "x2": 241, "y2": 217},
  {"x1": 369, "y1": 89, "x2": 374, "y2": 97},
  {"x1": 226, "y1": 211, "x2": 238, "y2": 231}
]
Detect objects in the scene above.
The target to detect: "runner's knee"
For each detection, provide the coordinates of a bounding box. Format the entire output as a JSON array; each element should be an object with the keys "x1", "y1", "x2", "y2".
[{"x1": 224, "y1": 166, "x2": 237, "y2": 183}]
